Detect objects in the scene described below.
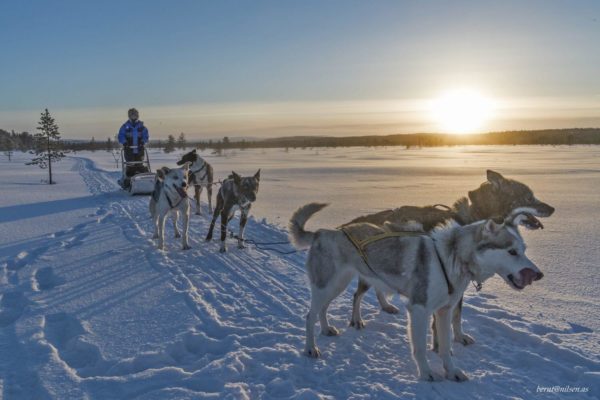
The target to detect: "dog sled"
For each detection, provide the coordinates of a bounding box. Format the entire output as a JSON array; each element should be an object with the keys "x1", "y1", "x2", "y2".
[{"x1": 117, "y1": 146, "x2": 156, "y2": 195}]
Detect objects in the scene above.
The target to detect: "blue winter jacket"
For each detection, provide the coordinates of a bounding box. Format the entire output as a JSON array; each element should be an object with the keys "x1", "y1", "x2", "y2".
[{"x1": 118, "y1": 120, "x2": 149, "y2": 154}]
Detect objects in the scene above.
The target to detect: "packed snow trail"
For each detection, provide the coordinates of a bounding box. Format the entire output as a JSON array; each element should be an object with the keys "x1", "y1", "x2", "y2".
[{"x1": 0, "y1": 155, "x2": 597, "y2": 399}]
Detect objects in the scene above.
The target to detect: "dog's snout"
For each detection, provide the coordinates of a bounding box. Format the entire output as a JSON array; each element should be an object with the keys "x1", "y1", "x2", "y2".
[
  {"x1": 535, "y1": 271, "x2": 544, "y2": 281},
  {"x1": 539, "y1": 202, "x2": 555, "y2": 217},
  {"x1": 182, "y1": 181, "x2": 187, "y2": 188}
]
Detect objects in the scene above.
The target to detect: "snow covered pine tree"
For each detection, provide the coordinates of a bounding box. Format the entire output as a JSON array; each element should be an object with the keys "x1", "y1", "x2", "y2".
[{"x1": 26, "y1": 108, "x2": 66, "y2": 184}]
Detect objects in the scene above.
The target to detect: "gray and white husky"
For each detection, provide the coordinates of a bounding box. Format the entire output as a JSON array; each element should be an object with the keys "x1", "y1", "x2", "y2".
[
  {"x1": 149, "y1": 163, "x2": 191, "y2": 251},
  {"x1": 346, "y1": 170, "x2": 554, "y2": 350},
  {"x1": 289, "y1": 203, "x2": 543, "y2": 381},
  {"x1": 177, "y1": 149, "x2": 214, "y2": 215},
  {"x1": 205, "y1": 170, "x2": 261, "y2": 253}
]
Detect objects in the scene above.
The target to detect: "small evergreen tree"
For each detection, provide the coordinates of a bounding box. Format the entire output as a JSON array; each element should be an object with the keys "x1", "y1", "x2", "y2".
[
  {"x1": 2, "y1": 137, "x2": 14, "y2": 161},
  {"x1": 164, "y1": 134, "x2": 176, "y2": 153},
  {"x1": 177, "y1": 132, "x2": 186, "y2": 150},
  {"x1": 105, "y1": 137, "x2": 114, "y2": 152},
  {"x1": 27, "y1": 108, "x2": 66, "y2": 184},
  {"x1": 90, "y1": 136, "x2": 97, "y2": 152}
]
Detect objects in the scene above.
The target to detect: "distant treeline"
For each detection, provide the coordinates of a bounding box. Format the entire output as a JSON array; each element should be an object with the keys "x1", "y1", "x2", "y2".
[
  {"x1": 2, "y1": 128, "x2": 600, "y2": 153},
  {"x1": 189, "y1": 128, "x2": 600, "y2": 150}
]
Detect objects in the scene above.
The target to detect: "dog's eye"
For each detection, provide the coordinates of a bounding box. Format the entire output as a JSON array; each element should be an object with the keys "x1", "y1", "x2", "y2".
[{"x1": 508, "y1": 249, "x2": 518, "y2": 256}]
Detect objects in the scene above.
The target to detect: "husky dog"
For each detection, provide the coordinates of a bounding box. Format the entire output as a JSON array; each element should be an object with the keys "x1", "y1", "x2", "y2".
[
  {"x1": 177, "y1": 149, "x2": 214, "y2": 215},
  {"x1": 205, "y1": 170, "x2": 261, "y2": 253},
  {"x1": 289, "y1": 203, "x2": 543, "y2": 381},
  {"x1": 149, "y1": 163, "x2": 191, "y2": 250},
  {"x1": 346, "y1": 170, "x2": 554, "y2": 349}
]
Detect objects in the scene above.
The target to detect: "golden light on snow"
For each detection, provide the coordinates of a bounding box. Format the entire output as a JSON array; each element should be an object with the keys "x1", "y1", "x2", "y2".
[{"x1": 430, "y1": 89, "x2": 495, "y2": 134}]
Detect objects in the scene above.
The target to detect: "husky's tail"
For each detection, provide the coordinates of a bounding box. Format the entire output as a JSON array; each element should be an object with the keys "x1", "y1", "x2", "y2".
[{"x1": 288, "y1": 203, "x2": 329, "y2": 249}]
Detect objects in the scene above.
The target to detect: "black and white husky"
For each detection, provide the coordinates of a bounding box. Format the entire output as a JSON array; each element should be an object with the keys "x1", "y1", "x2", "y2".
[
  {"x1": 149, "y1": 163, "x2": 191, "y2": 251},
  {"x1": 290, "y1": 203, "x2": 543, "y2": 381},
  {"x1": 346, "y1": 170, "x2": 554, "y2": 349},
  {"x1": 205, "y1": 170, "x2": 261, "y2": 253},
  {"x1": 177, "y1": 149, "x2": 214, "y2": 215}
]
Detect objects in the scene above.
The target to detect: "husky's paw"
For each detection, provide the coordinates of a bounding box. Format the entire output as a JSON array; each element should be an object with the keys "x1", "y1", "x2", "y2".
[
  {"x1": 152, "y1": 233, "x2": 159, "y2": 239},
  {"x1": 322, "y1": 326, "x2": 339, "y2": 336},
  {"x1": 455, "y1": 333, "x2": 475, "y2": 346},
  {"x1": 157, "y1": 245, "x2": 165, "y2": 251},
  {"x1": 195, "y1": 211, "x2": 202, "y2": 216},
  {"x1": 237, "y1": 242, "x2": 246, "y2": 249},
  {"x1": 182, "y1": 244, "x2": 191, "y2": 250},
  {"x1": 305, "y1": 346, "x2": 321, "y2": 358},
  {"x1": 381, "y1": 304, "x2": 400, "y2": 314},
  {"x1": 349, "y1": 319, "x2": 365, "y2": 329},
  {"x1": 174, "y1": 232, "x2": 181, "y2": 238},
  {"x1": 419, "y1": 370, "x2": 444, "y2": 382},
  {"x1": 446, "y1": 368, "x2": 469, "y2": 382},
  {"x1": 219, "y1": 245, "x2": 227, "y2": 253}
]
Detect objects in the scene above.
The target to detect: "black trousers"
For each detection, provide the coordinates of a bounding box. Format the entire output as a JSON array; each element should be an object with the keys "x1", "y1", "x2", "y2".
[
  {"x1": 124, "y1": 146, "x2": 144, "y2": 162},
  {"x1": 124, "y1": 145, "x2": 148, "y2": 177}
]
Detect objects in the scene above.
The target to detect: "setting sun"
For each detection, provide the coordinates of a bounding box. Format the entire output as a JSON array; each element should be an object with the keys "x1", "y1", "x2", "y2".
[{"x1": 430, "y1": 89, "x2": 494, "y2": 134}]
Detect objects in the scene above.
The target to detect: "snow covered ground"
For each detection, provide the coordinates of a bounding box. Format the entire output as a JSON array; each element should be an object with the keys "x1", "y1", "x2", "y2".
[{"x1": 0, "y1": 146, "x2": 598, "y2": 399}]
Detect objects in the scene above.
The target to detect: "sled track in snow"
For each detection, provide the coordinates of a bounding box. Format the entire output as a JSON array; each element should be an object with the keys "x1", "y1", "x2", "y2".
[{"x1": 69, "y1": 156, "x2": 347, "y2": 398}]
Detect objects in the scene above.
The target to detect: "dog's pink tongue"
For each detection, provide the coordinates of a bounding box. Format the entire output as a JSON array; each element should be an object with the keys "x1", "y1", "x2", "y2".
[{"x1": 519, "y1": 268, "x2": 538, "y2": 286}]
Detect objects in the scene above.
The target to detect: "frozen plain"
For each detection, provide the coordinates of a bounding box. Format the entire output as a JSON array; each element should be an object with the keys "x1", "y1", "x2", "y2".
[{"x1": 0, "y1": 145, "x2": 598, "y2": 399}]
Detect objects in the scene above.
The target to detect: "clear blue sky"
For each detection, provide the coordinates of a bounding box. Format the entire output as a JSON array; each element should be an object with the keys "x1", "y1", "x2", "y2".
[{"x1": 1, "y1": 0, "x2": 599, "y2": 138}]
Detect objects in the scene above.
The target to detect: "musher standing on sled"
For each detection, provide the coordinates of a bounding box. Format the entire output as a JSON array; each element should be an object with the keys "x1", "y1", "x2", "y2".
[{"x1": 118, "y1": 108, "x2": 149, "y2": 188}]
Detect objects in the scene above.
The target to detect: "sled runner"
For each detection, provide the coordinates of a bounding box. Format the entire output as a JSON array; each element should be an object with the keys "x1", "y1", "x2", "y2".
[{"x1": 117, "y1": 146, "x2": 155, "y2": 195}]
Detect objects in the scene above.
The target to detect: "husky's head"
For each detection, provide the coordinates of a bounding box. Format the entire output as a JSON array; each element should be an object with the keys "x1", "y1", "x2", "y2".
[
  {"x1": 177, "y1": 149, "x2": 202, "y2": 167},
  {"x1": 231, "y1": 170, "x2": 261, "y2": 205},
  {"x1": 470, "y1": 217, "x2": 543, "y2": 290},
  {"x1": 468, "y1": 170, "x2": 555, "y2": 229},
  {"x1": 156, "y1": 163, "x2": 190, "y2": 198}
]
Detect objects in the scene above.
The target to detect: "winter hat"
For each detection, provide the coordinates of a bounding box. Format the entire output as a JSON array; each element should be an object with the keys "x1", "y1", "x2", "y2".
[{"x1": 128, "y1": 108, "x2": 139, "y2": 121}]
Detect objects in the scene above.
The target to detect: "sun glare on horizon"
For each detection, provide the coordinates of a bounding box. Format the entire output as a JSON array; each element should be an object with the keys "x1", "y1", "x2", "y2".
[{"x1": 430, "y1": 89, "x2": 494, "y2": 134}]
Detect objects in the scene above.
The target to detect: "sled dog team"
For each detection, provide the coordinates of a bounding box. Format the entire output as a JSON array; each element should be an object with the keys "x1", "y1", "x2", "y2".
[
  {"x1": 150, "y1": 152, "x2": 555, "y2": 382},
  {"x1": 150, "y1": 149, "x2": 260, "y2": 253}
]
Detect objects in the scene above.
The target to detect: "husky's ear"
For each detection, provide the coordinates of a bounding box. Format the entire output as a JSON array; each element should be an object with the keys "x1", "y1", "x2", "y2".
[
  {"x1": 254, "y1": 169, "x2": 261, "y2": 182},
  {"x1": 483, "y1": 218, "x2": 503, "y2": 234},
  {"x1": 192, "y1": 149, "x2": 197, "y2": 153},
  {"x1": 156, "y1": 167, "x2": 169, "y2": 181},
  {"x1": 231, "y1": 171, "x2": 241, "y2": 185},
  {"x1": 487, "y1": 170, "x2": 505, "y2": 189}
]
